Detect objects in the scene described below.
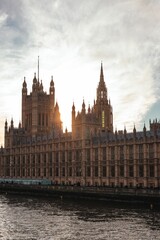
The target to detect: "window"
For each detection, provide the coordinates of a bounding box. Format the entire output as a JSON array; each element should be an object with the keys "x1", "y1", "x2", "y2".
[
  {"x1": 76, "y1": 150, "x2": 80, "y2": 161},
  {"x1": 69, "y1": 167, "x2": 72, "y2": 177},
  {"x1": 46, "y1": 114, "x2": 48, "y2": 126},
  {"x1": 86, "y1": 149, "x2": 90, "y2": 162},
  {"x1": 56, "y1": 152, "x2": 59, "y2": 162},
  {"x1": 42, "y1": 113, "x2": 45, "y2": 126},
  {"x1": 139, "y1": 165, "x2": 144, "y2": 177},
  {"x1": 22, "y1": 156, "x2": 25, "y2": 165},
  {"x1": 27, "y1": 169, "x2": 30, "y2": 177},
  {"x1": 37, "y1": 168, "x2": 40, "y2": 177},
  {"x1": 32, "y1": 168, "x2": 35, "y2": 177},
  {"x1": 68, "y1": 151, "x2": 72, "y2": 162},
  {"x1": 22, "y1": 169, "x2": 25, "y2": 177},
  {"x1": 56, "y1": 168, "x2": 59, "y2": 177},
  {"x1": 62, "y1": 151, "x2": 65, "y2": 163},
  {"x1": 111, "y1": 147, "x2": 115, "y2": 160},
  {"x1": 87, "y1": 167, "x2": 91, "y2": 177},
  {"x1": 49, "y1": 152, "x2": 52, "y2": 165},
  {"x1": 38, "y1": 113, "x2": 41, "y2": 126},
  {"x1": 149, "y1": 144, "x2": 154, "y2": 159},
  {"x1": 95, "y1": 166, "x2": 98, "y2": 177},
  {"x1": 17, "y1": 168, "x2": 20, "y2": 177},
  {"x1": 111, "y1": 166, "x2": 115, "y2": 177},
  {"x1": 102, "y1": 148, "x2": 106, "y2": 160},
  {"x1": 120, "y1": 166, "x2": 124, "y2": 177},
  {"x1": 139, "y1": 145, "x2": 143, "y2": 160},
  {"x1": 129, "y1": 145, "x2": 133, "y2": 160},
  {"x1": 95, "y1": 148, "x2": 98, "y2": 161},
  {"x1": 37, "y1": 154, "x2": 40, "y2": 164},
  {"x1": 102, "y1": 110, "x2": 105, "y2": 128},
  {"x1": 120, "y1": 146, "x2": 124, "y2": 160},
  {"x1": 129, "y1": 166, "x2": 134, "y2": 177},
  {"x1": 43, "y1": 153, "x2": 46, "y2": 162},
  {"x1": 62, "y1": 167, "x2": 65, "y2": 177},
  {"x1": 76, "y1": 167, "x2": 81, "y2": 177},
  {"x1": 102, "y1": 166, "x2": 106, "y2": 177},
  {"x1": 149, "y1": 165, "x2": 154, "y2": 177}
]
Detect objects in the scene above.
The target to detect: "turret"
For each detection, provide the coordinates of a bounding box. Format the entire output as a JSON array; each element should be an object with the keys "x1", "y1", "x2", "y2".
[
  {"x1": 31, "y1": 73, "x2": 39, "y2": 135},
  {"x1": 19, "y1": 121, "x2": 22, "y2": 129},
  {"x1": 94, "y1": 63, "x2": 113, "y2": 132},
  {"x1": 72, "y1": 102, "x2": 75, "y2": 120},
  {"x1": 133, "y1": 124, "x2": 136, "y2": 138},
  {"x1": 11, "y1": 118, "x2": 14, "y2": 129},
  {"x1": 88, "y1": 104, "x2": 91, "y2": 113},
  {"x1": 82, "y1": 99, "x2": 86, "y2": 114},
  {"x1": 32, "y1": 73, "x2": 38, "y2": 92},
  {"x1": 55, "y1": 102, "x2": 59, "y2": 111},
  {"x1": 71, "y1": 102, "x2": 76, "y2": 138},
  {"x1": 49, "y1": 76, "x2": 55, "y2": 106},
  {"x1": 96, "y1": 62, "x2": 108, "y2": 103},
  {"x1": 50, "y1": 76, "x2": 55, "y2": 94},
  {"x1": 22, "y1": 77, "x2": 27, "y2": 95},
  {"x1": 40, "y1": 80, "x2": 43, "y2": 92},
  {"x1": 5, "y1": 119, "x2": 8, "y2": 133},
  {"x1": 22, "y1": 77, "x2": 27, "y2": 129}
]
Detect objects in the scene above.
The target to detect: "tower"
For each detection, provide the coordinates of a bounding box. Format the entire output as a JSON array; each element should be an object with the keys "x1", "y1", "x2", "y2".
[
  {"x1": 95, "y1": 62, "x2": 113, "y2": 132},
  {"x1": 22, "y1": 77, "x2": 27, "y2": 131},
  {"x1": 72, "y1": 63, "x2": 113, "y2": 140},
  {"x1": 21, "y1": 61, "x2": 62, "y2": 136}
]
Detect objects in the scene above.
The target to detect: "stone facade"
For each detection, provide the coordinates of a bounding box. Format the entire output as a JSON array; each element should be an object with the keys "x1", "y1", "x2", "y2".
[{"x1": 0, "y1": 64, "x2": 160, "y2": 188}]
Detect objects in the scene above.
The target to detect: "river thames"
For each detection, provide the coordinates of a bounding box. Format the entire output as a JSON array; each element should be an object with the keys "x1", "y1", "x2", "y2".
[{"x1": 0, "y1": 194, "x2": 160, "y2": 240}]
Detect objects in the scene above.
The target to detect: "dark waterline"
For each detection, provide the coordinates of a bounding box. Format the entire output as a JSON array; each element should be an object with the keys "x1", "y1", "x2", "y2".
[{"x1": 0, "y1": 194, "x2": 160, "y2": 240}]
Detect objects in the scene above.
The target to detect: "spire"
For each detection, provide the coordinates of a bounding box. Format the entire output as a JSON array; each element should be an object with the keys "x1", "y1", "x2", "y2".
[
  {"x1": 55, "y1": 101, "x2": 59, "y2": 110},
  {"x1": 72, "y1": 102, "x2": 75, "y2": 111},
  {"x1": 40, "y1": 80, "x2": 43, "y2": 91},
  {"x1": 11, "y1": 118, "x2": 14, "y2": 129},
  {"x1": 133, "y1": 124, "x2": 136, "y2": 136},
  {"x1": 33, "y1": 73, "x2": 37, "y2": 83},
  {"x1": 88, "y1": 104, "x2": 91, "y2": 113},
  {"x1": 82, "y1": 99, "x2": 86, "y2": 114},
  {"x1": 96, "y1": 62, "x2": 108, "y2": 102},
  {"x1": 5, "y1": 119, "x2": 8, "y2": 131},
  {"x1": 143, "y1": 122, "x2": 146, "y2": 135},
  {"x1": 100, "y1": 61, "x2": 104, "y2": 83},
  {"x1": 23, "y1": 77, "x2": 27, "y2": 89},
  {"x1": 50, "y1": 76, "x2": 54, "y2": 86},
  {"x1": 19, "y1": 121, "x2": 22, "y2": 128},
  {"x1": 82, "y1": 99, "x2": 85, "y2": 109},
  {"x1": 38, "y1": 56, "x2": 39, "y2": 81}
]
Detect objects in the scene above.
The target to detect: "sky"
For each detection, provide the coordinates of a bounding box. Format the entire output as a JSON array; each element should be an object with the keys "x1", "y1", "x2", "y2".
[{"x1": 0, "y1": 0, "x2": 160, "y2": 145}]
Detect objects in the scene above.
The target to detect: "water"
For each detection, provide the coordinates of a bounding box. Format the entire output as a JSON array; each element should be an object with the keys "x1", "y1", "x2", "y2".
[{"x1": 0, "y1": 194, "x2": 160, "y2": 240}]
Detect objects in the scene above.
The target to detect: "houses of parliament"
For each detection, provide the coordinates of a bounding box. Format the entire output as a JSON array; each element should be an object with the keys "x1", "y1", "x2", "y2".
[{"x1": 0, "y1": 62, "x2": 160, "y2": 188}]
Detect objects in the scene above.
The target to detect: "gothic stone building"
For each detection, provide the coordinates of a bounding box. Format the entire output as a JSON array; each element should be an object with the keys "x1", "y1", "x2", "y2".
[{"x1": 0, "y1": 64, "x2": 160, "y2": 188}]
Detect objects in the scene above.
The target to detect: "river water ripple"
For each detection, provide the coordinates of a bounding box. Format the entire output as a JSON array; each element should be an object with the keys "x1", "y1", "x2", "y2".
[{"x1": 0, "y1": 194, "x2": 160, "y2": 240}]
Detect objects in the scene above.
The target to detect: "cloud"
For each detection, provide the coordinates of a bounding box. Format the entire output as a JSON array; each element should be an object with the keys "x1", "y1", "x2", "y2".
[
  {"x1": 0, "y1": 0, "x2": 160, "y2": 144},
  {"x1": 0, "y1": 12, "x2": 7, "y2": 27}
]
